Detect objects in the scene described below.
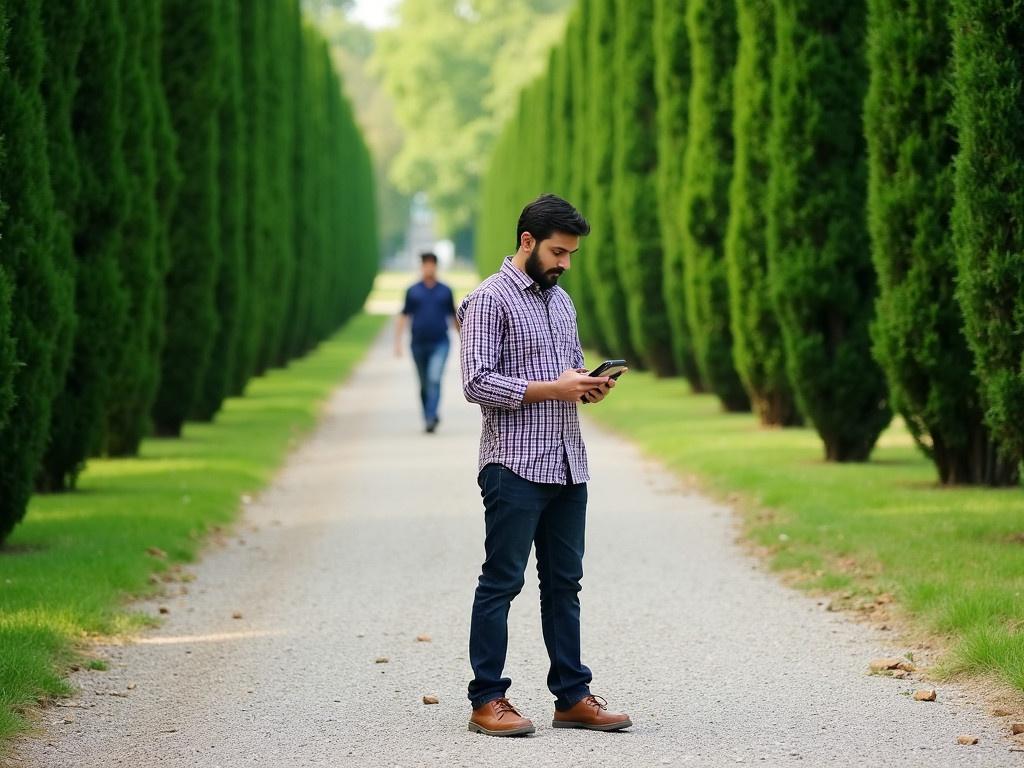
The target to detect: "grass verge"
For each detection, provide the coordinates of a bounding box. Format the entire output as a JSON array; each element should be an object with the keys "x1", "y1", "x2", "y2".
[
  {"x1": 584, "y1": 364, "x2": 1024, "y2": 695},
  {"x1": 0, "y1": 313, "x2": 386, "y2": 745}
]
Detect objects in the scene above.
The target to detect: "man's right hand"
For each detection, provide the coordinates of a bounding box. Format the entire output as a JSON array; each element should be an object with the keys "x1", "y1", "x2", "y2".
[{"x1": 550, "y1": 368, "x2": 612, "y2": 402}]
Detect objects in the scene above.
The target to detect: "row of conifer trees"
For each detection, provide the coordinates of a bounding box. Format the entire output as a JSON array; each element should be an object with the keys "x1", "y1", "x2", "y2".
[
  {"x1": 476, "y1": 0, "x2": 1022, "y2": 487},
  {"x1": 0, "y1": 0, "x2": 378, "y2": 542}
]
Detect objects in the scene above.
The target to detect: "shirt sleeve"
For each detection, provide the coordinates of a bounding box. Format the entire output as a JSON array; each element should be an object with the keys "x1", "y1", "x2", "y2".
[
  {"x1": 460, "y1": 292, "x2": 528, "y2": 410},
  {"x1": 567, "y1": 295, "x2": 585, "y2": 369},
  {"x1": 401, "y1": 287, "x2": 412, "y2": 316}
]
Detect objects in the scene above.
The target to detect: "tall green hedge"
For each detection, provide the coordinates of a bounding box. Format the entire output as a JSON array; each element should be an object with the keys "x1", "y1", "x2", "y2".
[
  {"x1": 106, "y1": 0, "x2": 162, "y2": 455},
  {"x1": 234, "y1": 0, "x2": 268, "y2": 391},
  {"x1": 146, "y1": 0, "x2": 183, "y2": 407},
  {"x1": 585, "y1": 0, "x2": 637, "y2": 362},
  {"x1": 39, "y1": 0, "x2": 84, "y2": 442},
  {"x1": 950, "y1": 0, "x2": 1024, "y2": 469},
  {"x1": 152, "y1": 0, "x2": 222, "y2": 437},
  {"x1": 194, "y1": 0, "x2": 245, "y2": 420},
  {"x1": 566, "y1": 5, "x2": 598, "y2": 347},
  {"x1": 726, "y1": 0, "x2": 799, "y2": 425},
  {"x1": 613, "y1": 0, "x2": 674, "y2": 375},
  {"x1": 0, "y1": 0, "x2": 71, "y2": 536},
  {"x1": 768, "y1": 0, "x2": 891, "y2": 461},
  {"x1": 681, "y1": 0, "x2": 749, "y2": 411},
  {"x1": 865, "y1": 0, "x2": 1015, "y2": 484},
  {"x1": 260, "y1": 0, "x2": 297, "y2": 370},
  {"x1": 654, "y1": 0, "x2": 703, "y2": 391},
  {"x1": 40, "y1": 0, "x2": 129, "y2": 489}
]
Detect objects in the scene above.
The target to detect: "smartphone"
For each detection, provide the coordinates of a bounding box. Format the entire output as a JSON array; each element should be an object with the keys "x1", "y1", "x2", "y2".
[
  {"x1": 581, "y1": 359, "x2": 627, "y2": 403},
  {"x1": 588, "y1": 359, "x2": 628, "y2": 379}
]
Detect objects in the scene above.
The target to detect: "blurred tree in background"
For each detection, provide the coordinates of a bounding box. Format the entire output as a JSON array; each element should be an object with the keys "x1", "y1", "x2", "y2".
[{"x1": 373, "y1": 0, "x2": 572, "y2": 249}]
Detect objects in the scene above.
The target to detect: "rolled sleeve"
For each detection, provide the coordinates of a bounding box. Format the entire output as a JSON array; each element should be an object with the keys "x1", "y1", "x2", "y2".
[{"x1": 460, "y1": 292, "x2": 528, "y2": 410}]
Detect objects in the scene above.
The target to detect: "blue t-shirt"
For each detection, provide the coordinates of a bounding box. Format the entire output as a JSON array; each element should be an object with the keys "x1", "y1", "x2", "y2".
[{"x1": 402, "y1": 280, "x2": 456, "y2": 344}]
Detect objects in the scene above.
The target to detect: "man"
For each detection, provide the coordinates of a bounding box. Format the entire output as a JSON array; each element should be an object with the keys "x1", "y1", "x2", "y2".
[
  {"x1": 458, "y1": 194, "x2": 632, "y2": 737},
  {"x1": 395, "y1": 252, "x2": 459, "y2": 433}
]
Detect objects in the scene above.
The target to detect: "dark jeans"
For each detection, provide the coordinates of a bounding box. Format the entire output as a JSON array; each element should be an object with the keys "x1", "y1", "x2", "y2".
[
  {"x1": 410, "y1": 337, "x2": 449, "y2": 424},
  {"x1": 468, "y1": 463, "x2": 592, "y2": 711}
]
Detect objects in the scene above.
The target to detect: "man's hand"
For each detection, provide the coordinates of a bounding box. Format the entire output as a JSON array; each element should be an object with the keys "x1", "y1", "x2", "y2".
[
  {"x1": 580, "y1": 371, "x2": 619, "y2": 404},
  {"x1": 552, "y1": 368, "x2": 613, "y2": 403}
]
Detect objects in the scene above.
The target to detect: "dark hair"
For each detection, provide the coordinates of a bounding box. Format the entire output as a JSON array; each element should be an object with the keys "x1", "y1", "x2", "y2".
[
  {"x1": 515, "y1": 193, "x2": 590, "y2": 250},
  {"x1": 420, "y1": 251, "x2": 438, "y2": 264}
]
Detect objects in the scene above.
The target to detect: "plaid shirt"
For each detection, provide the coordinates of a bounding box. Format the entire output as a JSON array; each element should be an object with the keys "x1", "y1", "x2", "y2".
[{"x1": 458, "y1": 257, "x2": 588, "y2": 485}]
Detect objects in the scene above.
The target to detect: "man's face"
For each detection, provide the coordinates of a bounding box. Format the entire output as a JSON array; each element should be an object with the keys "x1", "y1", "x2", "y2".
[
  {"x1": 421, "y1": 259, "x2": 438, "y2": 281},
  {"x1": 524, "y1": 232, "x2": 580, "y2": 290}
]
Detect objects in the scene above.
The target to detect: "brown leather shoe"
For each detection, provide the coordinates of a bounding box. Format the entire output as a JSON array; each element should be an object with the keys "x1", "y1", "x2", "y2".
[
  {"x1": 468, "y1": 697, "x2": 536, "y2": 737},
  {"x1": 552, "y1": 694, "x2": 632, "y2": 731}
]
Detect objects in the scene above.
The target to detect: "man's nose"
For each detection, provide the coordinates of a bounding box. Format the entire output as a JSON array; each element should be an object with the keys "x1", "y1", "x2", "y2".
[{"x1": 560, "y1": 255, "x2": 571, "y2": 271}]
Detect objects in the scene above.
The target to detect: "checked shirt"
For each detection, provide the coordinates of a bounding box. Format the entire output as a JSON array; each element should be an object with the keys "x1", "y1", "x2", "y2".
[{"x1": 458, "y1": 257, "x2": 589, "y2": 485}]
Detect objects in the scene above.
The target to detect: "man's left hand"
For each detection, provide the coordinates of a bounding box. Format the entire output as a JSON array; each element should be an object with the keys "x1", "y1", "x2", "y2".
[{"x1": 578, "y1": 368, "x2": 621, "y2": 404}]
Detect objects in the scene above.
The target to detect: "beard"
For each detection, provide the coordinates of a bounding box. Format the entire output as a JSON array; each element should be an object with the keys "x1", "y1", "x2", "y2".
[{"x1": 525, "y1": 245, "x2": 564, "y2": 291}]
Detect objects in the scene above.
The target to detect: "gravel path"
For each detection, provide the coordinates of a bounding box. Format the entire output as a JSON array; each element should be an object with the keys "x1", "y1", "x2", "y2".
[{"x1": 14, "y1": 323, "x2": 1022, "y2": 768}]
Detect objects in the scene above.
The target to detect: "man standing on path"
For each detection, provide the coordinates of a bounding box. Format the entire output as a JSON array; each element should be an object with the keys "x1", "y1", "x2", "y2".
[
  {"x1": 458, "y1": 194, "x2": 632, "y2": 737},
  {"x1": 395, "y1": 252, "x2": 459, "y2": 433}
]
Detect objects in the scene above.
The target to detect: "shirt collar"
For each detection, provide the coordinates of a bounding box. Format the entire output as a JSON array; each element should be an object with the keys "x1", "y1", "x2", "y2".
[{"x1": 501, "y1": 256, "x2": 538, "y2": 293}]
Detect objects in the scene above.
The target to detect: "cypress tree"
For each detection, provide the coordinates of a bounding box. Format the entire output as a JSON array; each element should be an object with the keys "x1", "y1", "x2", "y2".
[
  {"x1": 40, "y1": 0, "x2": 129, "y2": 489},
  {"x1": 234, "y1": 0, "x2": 269, "y2": 391},
  {"x1": 681, "y1": 0, "x2": 749, "y2": 411},
  {"x1": 654, "y1": 0, "x2": 703, "y2": 391},
  {"x1": 0, "y1": 0, "x2": 71, "y2": 537},
  {"x1": 283, "y1": 3, "x2": 312, "y2": 361},
  {"x1": 260, "y1": 0, "x2": 297, "y2": 369},
  {"x1": 0, "y1": 3, "x2": 12, "y2": 431},
  {"x1": 768, "y1": 0, "x2": 890, "y2": 462},
  {"x1": 152, "y1": 0, "x2": 222, "y2": 436},
  {"x1": 613, "y1": 0, "x2": 674, "y2": 375},
  {"x1": 194, "y1": 0, "x2": 245, "y2": 420},
  {"x1": 726, "y1": 0, "x2": 799, "y2": 426},
  {"x1": 866, "y1": 0, "x2": 1015, "y2": 484},
  {"x1": 950, "y1": 0, "x2": 1024, "y2": 469},
  {"x1": 146, "y1": 0, "x2": 183, "y2": 408},
  {"x1": 0, "y1": 268, "x2": 10, "y2": 432},
  {"x1": 585, "y1": 0, "x2": 637, "y2": 361},
  {"x1": 39, "y1": 0, "x2": 85, "y2": 436},
  {"x1": 566, "y1": 6, "x2": 599, "y2": 348},
  {"x1": 106, "y1": 0, "x2": 163, "y2": 455}
]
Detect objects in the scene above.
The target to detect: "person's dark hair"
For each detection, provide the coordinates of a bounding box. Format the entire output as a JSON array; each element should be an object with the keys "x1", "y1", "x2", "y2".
[
  {"x1": 515, "y1": 193, "x2": 590, "y2": 250},
  {"x1": 420, "y1": 251, "x2": 438, "y2": 264}
]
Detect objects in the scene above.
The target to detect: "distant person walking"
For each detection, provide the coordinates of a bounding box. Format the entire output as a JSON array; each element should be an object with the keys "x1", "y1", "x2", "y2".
[
  {"x1": 394, "y1": 252, "x2": 459, "y2": 433},
  {"x1": 458, "y1": 194, "x2": 631, "y2": 737}
]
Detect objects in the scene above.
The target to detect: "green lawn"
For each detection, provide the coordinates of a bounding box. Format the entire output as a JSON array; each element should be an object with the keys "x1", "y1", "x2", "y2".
[
  {"x1": 585, "y1": 365, "x2": 1024, "y2": 694},
  {"x1": 0, "y1": 313, "x2": 386, "y2": 744}
]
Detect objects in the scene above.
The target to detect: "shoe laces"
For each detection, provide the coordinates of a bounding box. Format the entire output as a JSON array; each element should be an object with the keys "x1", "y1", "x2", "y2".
[
  {"x1": 583, "y1": 694, "x2": 609, "y2": 710},
  {"x1": 493, "y1": 698, "x2": 522, "y2": 719}
]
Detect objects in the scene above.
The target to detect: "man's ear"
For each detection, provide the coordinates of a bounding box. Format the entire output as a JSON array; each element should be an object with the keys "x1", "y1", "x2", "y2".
[{"x1": 520, "y1": 232, "x2": 534, "y2": 252}]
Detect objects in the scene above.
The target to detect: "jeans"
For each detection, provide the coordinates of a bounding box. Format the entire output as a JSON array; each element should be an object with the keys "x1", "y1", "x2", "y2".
[
  {"x1": 468, "y1": 463, "x2": 592, "y2": 711},
  {"x1": 410, "y1": 337, "x2": 449, "y2": 424}
]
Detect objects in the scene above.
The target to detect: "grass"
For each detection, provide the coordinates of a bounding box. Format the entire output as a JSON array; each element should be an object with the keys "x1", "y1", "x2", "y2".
[
  {"x1": 0, "y1": 313, "x2": 386, "y2": 744},
  {"x1": 584, "y1": 365, "x2": 1024, "y2": 695}
]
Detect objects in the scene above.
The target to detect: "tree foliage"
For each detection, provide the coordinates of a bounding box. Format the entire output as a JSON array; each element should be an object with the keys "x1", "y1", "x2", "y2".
[
  {"x1": 768, "y1": 0, "x2": 890, "y2": 461},
  {"x1": 40, "y1": 0, "x2": 129, "y2": 489},
  {"x1": 613, "y1": 0, "x2": 674, "y2": 374},
  {"x1": 0, "y1": 0, "x2": 71, "y2": 535},
  {"x1": 654, "y1": 0, "x2": 703, "y2": 390},
  {"x1": 950, "y1": 0, "x2": 1024, "y2": 469},
  {"x1": 681, "y1": 0, "x2": 749, "y2": 411},
  {"x1": 726, "y1": 0, "x2": 799, "y2": 425}
]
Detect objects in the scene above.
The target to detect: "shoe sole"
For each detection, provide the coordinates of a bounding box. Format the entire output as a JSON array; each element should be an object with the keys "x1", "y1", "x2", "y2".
[
  {"x1": 467, "y1": 721, "x2": 535, "y2": 737},
  {"x1": 551, "y1": 718, "x2": 633, "y2": 731}
]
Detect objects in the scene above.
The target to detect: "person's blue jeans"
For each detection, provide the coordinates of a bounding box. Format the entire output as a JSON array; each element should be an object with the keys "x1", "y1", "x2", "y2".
[
  {"x1": 468, "y1": 463, "x2": 592, "y2": 711},
  {"x1": 410, "y1": 337, "x2": 449, "y2": 424}
]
